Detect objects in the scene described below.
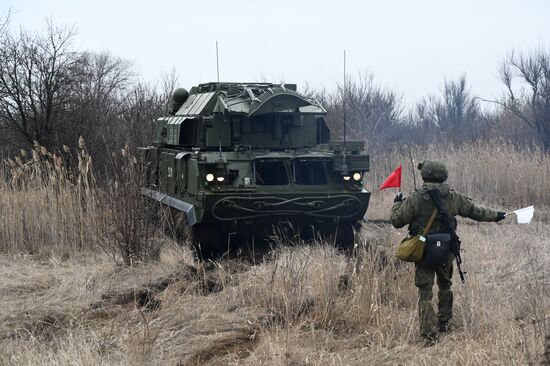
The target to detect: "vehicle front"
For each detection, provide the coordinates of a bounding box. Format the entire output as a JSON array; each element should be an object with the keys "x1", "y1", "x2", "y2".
[{"x1": 139, "y1": 82, "x2": 370, "y2": 257}]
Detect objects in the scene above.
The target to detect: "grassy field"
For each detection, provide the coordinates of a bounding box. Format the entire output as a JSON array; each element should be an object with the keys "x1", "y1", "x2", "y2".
[{"x1": 0, "y1": 143, "x2": 549, "y2": 365}]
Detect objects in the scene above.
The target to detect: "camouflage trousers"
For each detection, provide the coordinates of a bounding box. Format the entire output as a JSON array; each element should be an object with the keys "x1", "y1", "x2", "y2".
[{"x1": 415, "y1": 257, "x2": 454, "y2": 337}]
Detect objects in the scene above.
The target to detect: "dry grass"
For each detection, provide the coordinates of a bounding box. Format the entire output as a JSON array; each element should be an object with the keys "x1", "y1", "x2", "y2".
[
  {"x1": 0, "y1": 141, "x2": 549, "y2": 365},
  {"x1": 0, "y1": 223, "x2": 547, "y2": 365}
]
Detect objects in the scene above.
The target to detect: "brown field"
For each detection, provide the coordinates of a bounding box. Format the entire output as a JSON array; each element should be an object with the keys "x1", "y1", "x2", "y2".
[{"x1": 0, "y1": 143, "x2": 549, "y2": 365}]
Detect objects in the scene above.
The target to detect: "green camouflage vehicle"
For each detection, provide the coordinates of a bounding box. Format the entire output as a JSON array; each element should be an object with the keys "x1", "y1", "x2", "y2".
[{"x1": 138, "y1": 82, "x2": 370, "y2": 258}]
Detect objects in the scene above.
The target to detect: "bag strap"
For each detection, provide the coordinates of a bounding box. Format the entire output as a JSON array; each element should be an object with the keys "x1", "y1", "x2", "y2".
[{"x1": 421, "y1": 208, "x2": 438, "y2": 236}]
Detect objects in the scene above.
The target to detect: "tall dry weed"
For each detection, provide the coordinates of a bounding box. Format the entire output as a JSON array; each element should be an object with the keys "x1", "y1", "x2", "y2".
[
  {"x1": 102, "y1": 144, "x2": 160, "y2": 265},
  {"x1": 0, "y1": 140, "x2": 104, "y2": 254},
  {"x1": 0, "y1": 139, "x2": 160, "y2": 264}
]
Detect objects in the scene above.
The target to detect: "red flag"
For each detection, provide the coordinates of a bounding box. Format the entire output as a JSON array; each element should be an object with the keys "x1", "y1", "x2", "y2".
[{"x1": 380, "y1": 165, "x2": 402, "y2": 190}]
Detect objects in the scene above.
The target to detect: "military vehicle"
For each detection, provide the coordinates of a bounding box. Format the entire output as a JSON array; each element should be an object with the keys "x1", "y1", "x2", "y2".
[{"x1": 138, "y1": 82, "x2": 371, "y2": 258}]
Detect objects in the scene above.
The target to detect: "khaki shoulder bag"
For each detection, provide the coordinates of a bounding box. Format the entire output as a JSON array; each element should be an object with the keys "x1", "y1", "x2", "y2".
[{"x1": 395, "y1": 209, "x2": 438, "y2": 262}]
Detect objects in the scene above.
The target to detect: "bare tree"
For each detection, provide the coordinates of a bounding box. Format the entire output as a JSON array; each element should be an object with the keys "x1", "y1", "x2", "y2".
[
  {"x1": 114, "y1": 82, "x2": 166, "y2": 151},
  {"x1": 0, "y1": 19, "x2": 171, "y2": 166},
  {"x1": 413, "y1": 75, "x2": 482, "y2": 143},
  {"x1": 0, "y1": 22, "x2": 81, "y2": 150},
  {"x1": 0, "y1": 9, "x2": 11, "y2": 36},
  {"x1": 500, "y1": 49, "x2": 550, "y2": 151},
  {"x1": 68, "y1": 51, "x2": 134, "y2": 161},
  {"x1": 316, "y1": 73, "x2": 403, "y2": 148}
]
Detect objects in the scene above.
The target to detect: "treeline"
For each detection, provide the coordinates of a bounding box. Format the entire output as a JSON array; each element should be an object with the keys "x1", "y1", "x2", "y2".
[
  {"x1": 1, "y1": 19, "x2": 550, "y2": 166},
  {"x1": 318, "y1": 63, "x2": 550, "y2": 152},
  {"x1": 0, "y1": 21, "x2": 174, "y2": 169}
]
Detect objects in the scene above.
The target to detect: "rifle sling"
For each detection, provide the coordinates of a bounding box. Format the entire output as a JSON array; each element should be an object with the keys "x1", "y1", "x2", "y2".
[{"x1": 426, "y1": 189, "x2": 453, "y2": 232}]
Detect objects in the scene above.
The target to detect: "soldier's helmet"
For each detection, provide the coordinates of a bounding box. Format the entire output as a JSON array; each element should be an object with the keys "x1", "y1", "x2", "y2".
[{"x1": 418, "y1": 160, "x2": 448, "y2": 183}]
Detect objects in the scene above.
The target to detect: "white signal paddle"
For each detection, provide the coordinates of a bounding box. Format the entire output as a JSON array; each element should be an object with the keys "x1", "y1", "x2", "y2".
[{"x1": 506, "y1": 206, "x2": 535, "y2": 224}]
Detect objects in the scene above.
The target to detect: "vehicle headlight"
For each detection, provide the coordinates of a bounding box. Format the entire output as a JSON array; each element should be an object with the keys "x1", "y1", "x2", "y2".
[
  {"x1": 206, "y1": 173, "x2": 215, "y2": 182},
  {"x1": 343, "y1": 175, "x2": 351, "y2": 181},
  {"x1": 216, "y1": 176, "x2": 225, "y2": 182},
  {"x1": 353, "y1": 172, "x2": 362, "y2": 181}
]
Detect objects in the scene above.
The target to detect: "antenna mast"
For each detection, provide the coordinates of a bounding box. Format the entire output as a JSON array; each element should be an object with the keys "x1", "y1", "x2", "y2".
[
  {"x1": 215, "y1": 41, "x2": 223, "y2": 160},
  {"x1": 343, "y1": 49, "x2": 347, "y2": 151},
  {"x1": 216, "y1": 41, "x2": 220, "y2": 85}
]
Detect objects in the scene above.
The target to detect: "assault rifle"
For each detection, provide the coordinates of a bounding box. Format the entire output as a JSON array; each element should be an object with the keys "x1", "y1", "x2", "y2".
[{"x1": 427, "y1": 189, "x2": 466, "y2": 283}]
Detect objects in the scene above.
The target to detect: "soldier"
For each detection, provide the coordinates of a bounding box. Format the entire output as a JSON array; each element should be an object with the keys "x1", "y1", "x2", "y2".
[{"x1": 391, "y1": 160, "x2": 506, "y2": 345}]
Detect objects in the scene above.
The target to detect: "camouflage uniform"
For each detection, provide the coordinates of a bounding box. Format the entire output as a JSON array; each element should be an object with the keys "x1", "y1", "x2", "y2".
[{"x1": 391, "y1": 161, "x2": 500, "y2": 339}]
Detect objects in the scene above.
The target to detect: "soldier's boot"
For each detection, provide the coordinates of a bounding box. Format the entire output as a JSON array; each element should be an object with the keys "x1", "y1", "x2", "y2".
[{"x1": 423, "y1": 334, "x2": 439, "y2": 347}]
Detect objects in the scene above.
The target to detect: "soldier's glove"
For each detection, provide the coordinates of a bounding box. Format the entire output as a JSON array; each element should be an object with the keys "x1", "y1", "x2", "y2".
[
  {"x1": 495, "y1": 212, "x2": 506, "y2": 222},
  {"x1": 394, "y1": 193, "x2": 403, "y2": 203}
]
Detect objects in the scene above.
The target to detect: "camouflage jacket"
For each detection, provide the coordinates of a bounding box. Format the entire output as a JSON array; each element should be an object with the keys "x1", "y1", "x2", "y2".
[{"x1": 391, "y1": 182, "x2": 498, "y2": 235}]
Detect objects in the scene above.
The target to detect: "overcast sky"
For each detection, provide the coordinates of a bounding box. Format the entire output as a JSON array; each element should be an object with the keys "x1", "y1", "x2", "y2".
[{"x1": 4, "y1": 0, "x2": 550, "y2": 106}]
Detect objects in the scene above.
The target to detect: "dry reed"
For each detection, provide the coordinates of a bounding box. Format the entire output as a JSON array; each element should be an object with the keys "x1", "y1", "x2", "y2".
[
  {"x1": 370, "y1": 142, "x2": 550, "y2": 208},
  {"x1": 0, "y1": 141, "x2": 105, "y2": 254}
]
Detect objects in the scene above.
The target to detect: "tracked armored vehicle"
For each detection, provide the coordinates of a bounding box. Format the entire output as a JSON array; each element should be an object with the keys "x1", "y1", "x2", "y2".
[{"x1": 138, "y1": 82, "x2": 370, "y2": 258}]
